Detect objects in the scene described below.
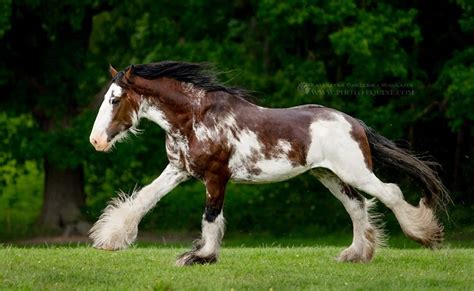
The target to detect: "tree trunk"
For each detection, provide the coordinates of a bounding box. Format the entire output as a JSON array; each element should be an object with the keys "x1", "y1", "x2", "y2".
[{"x1": 39, "y1": 158, "x2": 89, "y2": 235}]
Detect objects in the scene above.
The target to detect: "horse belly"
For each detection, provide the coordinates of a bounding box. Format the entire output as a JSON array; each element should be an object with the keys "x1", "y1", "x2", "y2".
[{"x1": 230, "y1": 158, "x2": 309, "y2": 184}]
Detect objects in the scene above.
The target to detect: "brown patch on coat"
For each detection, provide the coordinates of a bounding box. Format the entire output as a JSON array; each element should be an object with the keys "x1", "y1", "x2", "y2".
[
  {"x1": 340, "y1": 182, "x2": 364, "y2": 202},
  {"x1": 215, "y1": 99, "x2": 336, "y2": 167}
]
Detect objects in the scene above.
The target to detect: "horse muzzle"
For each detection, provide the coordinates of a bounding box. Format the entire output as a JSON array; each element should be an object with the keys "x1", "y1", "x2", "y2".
[{"x1": 89, "y1": 134, "x2": 111, "y2": 152}]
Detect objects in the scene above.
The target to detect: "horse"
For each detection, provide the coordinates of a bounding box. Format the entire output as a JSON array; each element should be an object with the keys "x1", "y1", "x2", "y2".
[{"x1": 89, "y1": 61, "x2": 449, "y2": 265}]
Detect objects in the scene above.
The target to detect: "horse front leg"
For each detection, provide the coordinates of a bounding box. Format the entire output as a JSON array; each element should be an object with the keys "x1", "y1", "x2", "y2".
[
  {"x1": 176, "y1": 173, "x2": 228, "y2": 266},
  {"x1": 89, "y1": 164, "x2": 189, "y2": 250}
]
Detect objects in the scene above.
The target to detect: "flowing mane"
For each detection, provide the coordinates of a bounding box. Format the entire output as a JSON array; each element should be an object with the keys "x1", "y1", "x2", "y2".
[{"x1": 114, "y1": 61, "x2": 253, "y2": 101}]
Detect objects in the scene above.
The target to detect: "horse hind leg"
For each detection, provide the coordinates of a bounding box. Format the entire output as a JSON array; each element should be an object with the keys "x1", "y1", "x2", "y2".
[
  {"x1": 396, "y1": 198, "x2": 443, "y2": 248},
  {"x1": 310, "y1": 113, "x2": 443, "y2": 248},
  {"x1": 348, "y1": 173, "x2": 443, "y2": 248},
  {"x1": 311, "y1": 169, "x2": 385, "y2": 263},
  {"x1": 383, "y1": 184, "x2": 443, "y2": 248}
]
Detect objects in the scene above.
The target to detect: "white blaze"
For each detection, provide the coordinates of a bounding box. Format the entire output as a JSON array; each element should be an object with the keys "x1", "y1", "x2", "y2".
[{"x1": 90, "y1": 83, "x2": 123, "y2": 150}]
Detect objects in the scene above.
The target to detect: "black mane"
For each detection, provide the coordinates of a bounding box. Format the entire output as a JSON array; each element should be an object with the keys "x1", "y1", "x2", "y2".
[{"x1": 114, "y1": 61, "x2": 253, "y2": 101}]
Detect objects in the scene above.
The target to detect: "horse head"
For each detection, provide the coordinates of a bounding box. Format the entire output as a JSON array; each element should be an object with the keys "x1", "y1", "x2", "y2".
[{"x1": 89, "y1": 65, "x2": 142, "y2": 152}]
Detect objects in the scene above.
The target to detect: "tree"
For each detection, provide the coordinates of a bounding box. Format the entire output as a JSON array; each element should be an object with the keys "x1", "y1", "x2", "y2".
[
  {"x1": 0, "y1": 0, "x2": 472, "y2": 238},
  {"x1": 0, "y1": 0, "x2": 109, "y2": 233}
]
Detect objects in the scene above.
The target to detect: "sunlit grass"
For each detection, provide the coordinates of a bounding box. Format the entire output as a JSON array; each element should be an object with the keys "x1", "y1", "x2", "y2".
[{"x1": 1, "y1": 242, "x2": 472, "y2": 290}]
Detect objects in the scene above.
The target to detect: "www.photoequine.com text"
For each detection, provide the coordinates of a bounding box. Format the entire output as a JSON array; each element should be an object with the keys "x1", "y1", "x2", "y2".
[{"x1": 298, "y1": 82, "x2": 415, "y2": 96}]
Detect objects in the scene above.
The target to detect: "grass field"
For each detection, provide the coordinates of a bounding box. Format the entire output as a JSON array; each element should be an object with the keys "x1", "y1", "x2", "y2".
[{"x1": 1, "y1": 237, "x2": 473, "y2": 290}]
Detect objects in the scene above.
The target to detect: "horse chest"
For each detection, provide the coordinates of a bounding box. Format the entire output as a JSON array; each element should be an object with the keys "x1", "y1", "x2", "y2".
[
  {"x1": 165, "y1": 133, "x2": 230, "y2": 178},
  {"x1": 165, "y1": 134, "x2": 190, "y2": 169}
]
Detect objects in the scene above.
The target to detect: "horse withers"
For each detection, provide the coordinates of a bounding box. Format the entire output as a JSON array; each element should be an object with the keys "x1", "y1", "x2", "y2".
[{"x1": 89, "y1": 61, "x2": 449, "y2": 265}]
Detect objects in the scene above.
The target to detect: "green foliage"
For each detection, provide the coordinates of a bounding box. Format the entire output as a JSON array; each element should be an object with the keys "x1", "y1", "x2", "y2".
[
  {"x1": 330, "y1": 5, "x2": 420, "y2": 81},
  {"x1": 0, "y1": 161, "x2": 43, "y2": 239},
  {"x1": 437, "y1": 48, "x2": 474, "y2": 131},
  {"x1": 0, "y1": 0, "x2": 11, "y2": 39},
  {"x1": 0, "y1": 0, "x2": 473, "y2": 237},
  {"x1": 0, "y1": 113, "x2": 38, "y2": 184},
  {"x1": 0, "y1": 114, "x2": 42, "y2": 238},
  {"x1": 456, "y1": 0, "x2": 474, "y2": 32}
]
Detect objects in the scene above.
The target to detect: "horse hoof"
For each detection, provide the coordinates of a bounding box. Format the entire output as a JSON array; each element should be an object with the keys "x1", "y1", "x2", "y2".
[
  {"x1": 175, "y1": 251, "x2": 217, "y2": 266},
  {"x1": 337, "y1": 247, "x2": 372, "y2": 263}
]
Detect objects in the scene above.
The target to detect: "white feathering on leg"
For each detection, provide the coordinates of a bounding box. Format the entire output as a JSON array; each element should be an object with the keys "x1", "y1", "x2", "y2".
[
  {"x1": 175, "y1": 212, "x2": 226, "y2": 266},
  {"x1": 89, "y1": 164, "x2": 189, "y2": 251},
  {"x1": 89, "y1": 191, "x2": 140, "y2": 250},
  {"x1": 196, "y1": 213, "x2": 225, "y2": 257}
]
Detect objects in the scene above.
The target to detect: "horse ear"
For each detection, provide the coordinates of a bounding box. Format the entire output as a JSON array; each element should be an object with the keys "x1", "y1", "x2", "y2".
[
  {"x1": 109, "y1": 65, "x2": 118, "y2": 78},
  {"x1": 124, "y1": 65, "x2": 134, "y2": 80}
]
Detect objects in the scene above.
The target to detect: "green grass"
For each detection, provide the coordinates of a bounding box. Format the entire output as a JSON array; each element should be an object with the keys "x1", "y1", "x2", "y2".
[{"x1": 1, "y1": 242, "x2": 473, "y2": 290}]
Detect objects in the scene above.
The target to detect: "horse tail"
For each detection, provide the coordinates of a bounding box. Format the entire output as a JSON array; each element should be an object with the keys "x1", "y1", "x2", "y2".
[{"x1": 359, "y1": 120, "x2": 450, "y2": 211}]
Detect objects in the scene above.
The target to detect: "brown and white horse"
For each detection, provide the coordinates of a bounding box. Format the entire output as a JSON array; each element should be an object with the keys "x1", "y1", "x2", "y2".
[{"x1": 89, "y1": 61, "x2": 449, "y2": 265}]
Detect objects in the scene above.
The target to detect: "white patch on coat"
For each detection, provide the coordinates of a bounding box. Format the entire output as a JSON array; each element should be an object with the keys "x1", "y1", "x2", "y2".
[
  {"x1": 231, "y1": 129, "x2": 263, "y2": 158},
  {"x1": 193, "y1": 123, "x2": 219, "y2": 142},
  {"x1": 195, "y1": 213, "x2": 225, "y2": 257},
  {"x1": 226, "y1": 117, "x2": 306, "y2": 183},
  {"x1": 142, "y1": 103, "x2": 172, "y2": 131},
  {"x1": 192, "y1": 113, "x2": 237, "y2": 143},
  {"x1": 277, "y1": 139, "x2": 292, "y2": 153},
  {"x1": 165, "y1": 131, "x2": 196, "y2": 174},
  {"x1": 252, "y1": 159, "x2": 306, "y2": 183},
  {"x1": 244, "y1": 138, "x2": 306, "y2": 183},
  {"x1": 227, "y1": 128, "x2": 262, "y2": 180},
  {"x1": 306, "y1": 112, "x2": 369, "y2": 183}
]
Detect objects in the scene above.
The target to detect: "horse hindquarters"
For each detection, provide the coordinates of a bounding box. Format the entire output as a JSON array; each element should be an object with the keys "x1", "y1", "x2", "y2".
[{"x1": 308, "y1": 113, "x2": 444, "y2": 249}]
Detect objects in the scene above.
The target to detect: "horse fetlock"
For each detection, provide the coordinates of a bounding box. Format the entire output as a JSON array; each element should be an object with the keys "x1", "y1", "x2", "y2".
[
  {"x1": 175, "y1": 250, "x2": 218, "y2": 266},
  {"x1": 91, "y1": 222, "x2": 138, "y2": 251},
  {"x1": 395, "y1": 199, "x2": 444, "y2": 248},
  {"x1": 89, "y1": 205, "x2": 139, "y2": 250}
]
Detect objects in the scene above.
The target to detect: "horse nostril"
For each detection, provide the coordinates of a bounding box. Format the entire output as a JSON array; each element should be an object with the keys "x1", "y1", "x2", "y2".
[{"x1": 91, "y1": 138, "x2": 98, "y2": 145}]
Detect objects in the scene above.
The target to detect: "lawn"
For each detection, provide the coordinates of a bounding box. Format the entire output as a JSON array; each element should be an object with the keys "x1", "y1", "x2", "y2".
[{"x1": 1, "y1": 240, "x2": 473, "y2": 290}]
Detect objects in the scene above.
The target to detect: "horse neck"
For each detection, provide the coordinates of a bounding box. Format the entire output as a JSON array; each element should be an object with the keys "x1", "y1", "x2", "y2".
[
  {"x1": 138, "y1": 78, "x2": 258, "y2": 136},
  {"x1": 139, "y1": 78, "x2": 202, "y2": 134}
]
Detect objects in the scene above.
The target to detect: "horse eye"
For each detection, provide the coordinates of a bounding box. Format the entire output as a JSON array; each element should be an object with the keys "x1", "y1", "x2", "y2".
[{"x1": 111, "y1": 98, "x2": 120, "y2": 105}]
